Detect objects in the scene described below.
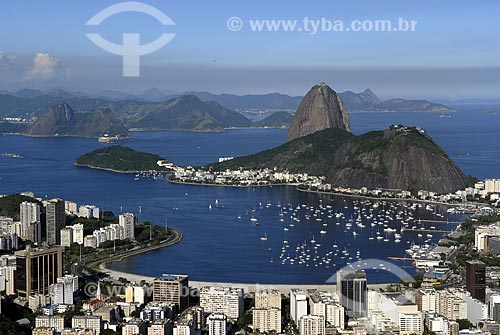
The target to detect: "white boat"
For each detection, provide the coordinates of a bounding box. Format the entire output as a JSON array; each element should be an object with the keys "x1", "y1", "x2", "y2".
[
  {"x1": 250, "y1": 216, "x2": 258, "y2": 222},
  {"x1": 320, "y1": 230, "x2": 327, "y2": 234},
  {"x1": 260, "y1": 234, "x2": 268, "y2": 241}
]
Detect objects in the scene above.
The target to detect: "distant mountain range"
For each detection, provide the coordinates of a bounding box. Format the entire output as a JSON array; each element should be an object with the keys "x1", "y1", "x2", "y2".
[
  {"x1": 24, "y1": 103, "x2": 129, "y2": 138},
  {"x1": 0, "y1": 86, "x2": 455, "y2": 135},
  {"x1": 0, "y1": 87, "x2": 453, "y2": 117},
  {"x1": 185, "y1": 89, "x2": 453, "y2": 113},
  {"x1": 1, "y1": 96, "x2": 253, "y2": 137}
]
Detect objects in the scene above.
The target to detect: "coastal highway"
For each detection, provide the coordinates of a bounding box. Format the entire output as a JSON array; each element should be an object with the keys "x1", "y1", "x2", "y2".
[{"x1": 65, "y1": 229, "x2": 183, "y2": 278}]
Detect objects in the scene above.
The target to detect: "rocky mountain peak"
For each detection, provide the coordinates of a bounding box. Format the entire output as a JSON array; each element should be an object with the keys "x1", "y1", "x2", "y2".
[{"x1": 286, "y1": 83, "x2": 351, "y2": 142}]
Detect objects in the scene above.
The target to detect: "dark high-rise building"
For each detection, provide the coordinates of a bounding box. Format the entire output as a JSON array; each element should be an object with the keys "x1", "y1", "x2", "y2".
[
  {"x1": 466, "y1": 260, "x2": 486, "y2": 302},
  {"x1": 153, "y1": 274, "x2": 189, "y2": 312},
  {"x1": 46, "y1": 199, "x2": 65, "y2": 245},
  {"x1": 14, "y1": 246, "x2": 64, "y2": 298},
  {"x1": 337, "y1": 269, "x2": 367, "y2": 318}
]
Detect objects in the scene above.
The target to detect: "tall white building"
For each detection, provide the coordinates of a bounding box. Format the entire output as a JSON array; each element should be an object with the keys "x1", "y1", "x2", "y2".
[
  {"x1": 416, "y1": 288, "x2": 439, "y2": 314},
  {"x1": 485, "y1": 179, "x2": 500, "y2": 193},
  {"x1": 71, "y1": 223, "x2": 84, "y2": 245},
  {"x1": 65, "y1": 201, "x2": 78, "y2": 215},
  {"x1": 119, "y1": 213, "x2": 135, "y2": 240},
  {"x1": 438, "y1": 289, "x2": 468, "y2": 320},
  {"x1": 308, "y1": 289, "x2": 344, "y2": 329},
  {"x1": 299, "y1": 315, "x2": 325, "y2": 335},
  {"x1": 78, "y1": 205, "x2": 100, "y2": 219},
  {"x1": 93, "y1": 229, "x2": 108, "y2": 246},
  {"x1": 200, "y1": 286, "x2": 244, "y2": 319},
  {"x1": 106, "y1": 223, "x2": 122, "y2": 241},
  {"x1": 378, "y1": 293, "x2": 422, "y2": 335},
  {"x1": 253, "y1": 308, "x2": 281, "y2": 333},
  {"x1": 462, "y1": 292, "x2": 488, "y2": 324},
  {"x1": 50, "y1": 275, "x2": 78, "y2": 305},
  {"x1": 208, "y1": 313, "x2": 227, "y2": 335},
  {"x1": 125, "y1": 285, "x2": 146, "y2": 304},
  {"x1": 290, "y1": 289, "x2": 308, "y2": 324},
  {"x1": 50, "y1": 282, "x2": 65, "y2": 305},
  {"x1": 20, "y1": 201, "x2": 41, "y2": 242},
  {"x1": 60, "y1": 227, "x2": 73, "y2": 247}
]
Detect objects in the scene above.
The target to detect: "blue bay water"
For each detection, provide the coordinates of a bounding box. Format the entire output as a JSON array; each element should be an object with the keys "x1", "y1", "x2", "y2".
[{"x1": 0, "y1": 104, "x2": 498, "y2": 284}]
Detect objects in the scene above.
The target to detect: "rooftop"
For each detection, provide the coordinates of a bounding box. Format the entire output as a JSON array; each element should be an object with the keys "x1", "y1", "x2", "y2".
[
  {"x1": 155, "y1": 274, "x2": 189, "y2": 281},
  {"x1": 383, "y1": 293, "x2": 415, "y2": 306}
]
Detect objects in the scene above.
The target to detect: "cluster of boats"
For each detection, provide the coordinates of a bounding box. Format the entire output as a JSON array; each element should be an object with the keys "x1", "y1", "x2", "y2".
[
  {"x1": 236, "y1": 198, "x2": 459, "y2": 269},
  {"x1": 133, "y1": 171, "x2": 166, "y2": 181}
]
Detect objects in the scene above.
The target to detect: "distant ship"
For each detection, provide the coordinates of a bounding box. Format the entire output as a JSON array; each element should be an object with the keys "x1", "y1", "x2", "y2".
[
  {"x1": 2, "y1": 152, "x2": 23, "y2": 158},
  {"x1": 98, "y1": 134, "x2": 131, "y2": 143}
]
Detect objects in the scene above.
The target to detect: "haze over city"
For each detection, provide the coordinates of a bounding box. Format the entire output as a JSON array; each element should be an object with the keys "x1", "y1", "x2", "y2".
[{"x1": 0, "y1": 0, "x2": 499, "y2": 99}]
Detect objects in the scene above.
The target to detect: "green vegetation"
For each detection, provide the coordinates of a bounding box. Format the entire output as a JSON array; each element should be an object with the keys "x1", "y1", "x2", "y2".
[
  {"x1": 209, "y1": 127, "x2": 355, "y2": 177},
  {"x1": 75, "y1": 145, "x2": 170, "y2": 172},
  {"x1": 456, "y1": 319, "x2": 473, "y2": 330},
  {"x1": 0, "y1": 299, "x2": 35, "y2": 335}
]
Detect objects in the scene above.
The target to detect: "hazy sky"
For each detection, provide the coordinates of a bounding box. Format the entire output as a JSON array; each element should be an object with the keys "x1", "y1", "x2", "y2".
[{"x1": 0, "y1": 0, "x2": 499, "y2": 99}]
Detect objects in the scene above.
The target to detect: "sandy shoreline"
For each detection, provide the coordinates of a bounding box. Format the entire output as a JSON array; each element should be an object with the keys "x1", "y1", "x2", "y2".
[{"x1": 99, "y1": 264, "x2": 392, "y2": 293}]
